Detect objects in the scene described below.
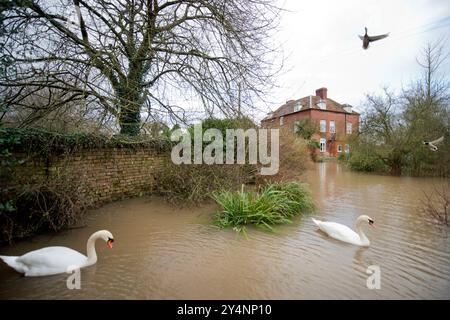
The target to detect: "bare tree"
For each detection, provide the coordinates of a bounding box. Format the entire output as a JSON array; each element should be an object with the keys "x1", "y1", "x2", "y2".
[
  {"x1": 403, "y1": 41, "x2": 450, "y2": 132},
  {"x1": 421, "y1": 182, "x2": 449, "y2": 227},
  {"x1": 1, "y1": 0, "x2": 281, "y2": 135}
]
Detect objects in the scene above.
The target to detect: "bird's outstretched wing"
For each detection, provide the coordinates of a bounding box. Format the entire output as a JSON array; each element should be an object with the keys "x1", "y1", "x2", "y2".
[
  {"x1": 358, "y1": 35, "x2": 364, "y2": 40},
  {"x1": 368, "y1": 33, "x2": 389, "y2": 42},
  {"x1": 430, "y1": 136, "x2": 444, "y2": 145}
]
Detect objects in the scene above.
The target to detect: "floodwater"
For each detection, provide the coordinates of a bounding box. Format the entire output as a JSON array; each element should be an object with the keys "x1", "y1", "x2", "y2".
[{"x1": 0, "y1": 162, "x2": 449, "y2": 299}]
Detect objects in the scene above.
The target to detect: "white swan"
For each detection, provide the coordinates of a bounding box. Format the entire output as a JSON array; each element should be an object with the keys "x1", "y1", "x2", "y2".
[
  {"x1": 0, "y1": 230, "x2": 114, "y2": 277},
  {"x1": 312, "y1": 215, "x2": 374, "y2": 246}
]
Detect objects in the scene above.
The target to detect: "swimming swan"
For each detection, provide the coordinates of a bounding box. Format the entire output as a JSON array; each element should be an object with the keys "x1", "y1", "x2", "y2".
[
  {"x1": 312, "y1": 215, "x2": 374, "y2": 246},
  {"x1": 0, "y1": 230, "x2": 114, "y2": 277}
]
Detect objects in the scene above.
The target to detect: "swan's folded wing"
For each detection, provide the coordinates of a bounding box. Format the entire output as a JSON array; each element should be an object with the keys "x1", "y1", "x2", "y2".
[
  {"x1": 17, "y1": 247, "x2": 87, "y2": 276},
  {"x1": 368, "y1": 33, "x2": 389, "y2": 42},
  {"x1": 319, "y1": 222, "x2": 361, "y2": 244}
]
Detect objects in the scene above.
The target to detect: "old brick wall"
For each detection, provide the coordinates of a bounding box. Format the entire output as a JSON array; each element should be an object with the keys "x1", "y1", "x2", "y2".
[{"x1": 7, "y1": 148, "x2": 169, "y2": 206}]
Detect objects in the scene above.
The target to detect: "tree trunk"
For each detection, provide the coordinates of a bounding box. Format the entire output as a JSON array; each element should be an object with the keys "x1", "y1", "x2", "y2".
[{"x1": 117, "y1": 87, "x2": 141, "y2": 136}]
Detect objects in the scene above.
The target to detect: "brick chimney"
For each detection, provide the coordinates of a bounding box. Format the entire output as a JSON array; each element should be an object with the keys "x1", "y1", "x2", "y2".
[{"x1": 315, "y1": 87, "x2": 328, "y2": 100}]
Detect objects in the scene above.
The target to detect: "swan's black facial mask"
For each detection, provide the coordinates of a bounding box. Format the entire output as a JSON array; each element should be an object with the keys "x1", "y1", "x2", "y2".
[
  {"x1": 107, "y1": 237, "x2": 114, "y2": 249},
  {"x1": 368, "y1": 219, "x2": 374, "y2": 226}
]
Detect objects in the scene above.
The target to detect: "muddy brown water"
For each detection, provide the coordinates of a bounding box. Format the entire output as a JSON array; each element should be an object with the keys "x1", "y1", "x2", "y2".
[{"x1": 0, "y1": 162, "x2": 449, "y2": 299}]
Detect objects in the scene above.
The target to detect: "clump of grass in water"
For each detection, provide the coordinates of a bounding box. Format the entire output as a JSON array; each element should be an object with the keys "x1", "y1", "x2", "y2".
[{"x1": 212, "y1": 182, "x2": 314, "y2": 234}]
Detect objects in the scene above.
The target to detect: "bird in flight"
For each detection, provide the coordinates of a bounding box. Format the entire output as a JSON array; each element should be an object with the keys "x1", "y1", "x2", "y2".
[
  {"x1": 359, "y1": 27, "x2": 390, "y2": 49},
  {"x1": 423, "y1": 136, "x2": 444, "y2": 151}
]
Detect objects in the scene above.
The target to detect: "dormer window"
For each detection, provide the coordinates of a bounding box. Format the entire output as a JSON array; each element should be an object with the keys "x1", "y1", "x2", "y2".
[
  {"x1": 343, "y1": 104, "x2": 353, "y2": 113},
  {"x1": 293, "y1": 103, "x2": 301, "y2": 112},
  {"x1": 317, "y1": 100, "x2": 326, "y2": 110}
]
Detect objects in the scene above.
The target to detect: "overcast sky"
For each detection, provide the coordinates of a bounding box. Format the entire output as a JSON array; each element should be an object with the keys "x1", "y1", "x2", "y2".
[{"x1": 254, "y1": 0, "x2": 450, "y2": 120}]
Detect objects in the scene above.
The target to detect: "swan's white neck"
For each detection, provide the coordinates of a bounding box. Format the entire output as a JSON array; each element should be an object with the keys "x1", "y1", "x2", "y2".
[
  {"x1": 85, "y1": 232, "x2": 101, "y2": 266},
  {"x1": 356, "y1": 221, "x2": 370, "y2": 246}
]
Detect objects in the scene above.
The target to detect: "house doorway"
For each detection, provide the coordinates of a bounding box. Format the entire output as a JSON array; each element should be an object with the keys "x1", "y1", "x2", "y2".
[{"x1": 320, "y1": 138, "x2": 326, "y2": 153}]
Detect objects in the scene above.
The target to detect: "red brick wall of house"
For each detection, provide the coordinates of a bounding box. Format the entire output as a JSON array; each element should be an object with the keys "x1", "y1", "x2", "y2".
[{"x1": 262, "y1": 109, "x2": 359, "y2": 157}]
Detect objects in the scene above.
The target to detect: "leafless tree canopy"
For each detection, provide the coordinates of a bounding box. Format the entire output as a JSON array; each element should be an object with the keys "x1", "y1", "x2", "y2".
[{"x1": 1, "y1": 0, "x2": 281, "y2": 135}]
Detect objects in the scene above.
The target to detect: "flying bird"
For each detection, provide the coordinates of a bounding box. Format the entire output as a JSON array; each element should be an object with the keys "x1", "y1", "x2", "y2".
[
  {"x1": 423, "y1": 136, "x2": 444, "y2": 151},
  {"x1": 359, "y1": 27, "x2": 390, "y2": 49}
]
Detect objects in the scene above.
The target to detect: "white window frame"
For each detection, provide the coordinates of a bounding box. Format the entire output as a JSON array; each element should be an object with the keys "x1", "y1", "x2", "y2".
[
  {"x1": 346, "y1": 122, "x2": 352, "y2": 134},
  {"x1": 293, "y1": 103, "x2": 301, "y2": 112},
  {"x1": 320, "y1": 138, "x2": 326, "y2": 153},
  {"x1": 344, "y1": 144, "x2": 350, "y2": 153},
  {"x1": 280, "y1": 116, "x2": 284, "y2": 126},
  {"x1": 337, "y1": 145, "x2": 342, "y2": 153},
  {"x1": 330, "y1": 120, "x2": 335, "y2": 133},
  {"x1": 320, "y1": 120, "x2": 326, "y2": 133}
]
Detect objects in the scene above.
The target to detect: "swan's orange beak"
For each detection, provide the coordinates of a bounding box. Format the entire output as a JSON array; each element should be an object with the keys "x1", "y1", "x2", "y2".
[{"x1": 107, "y1": 239, "x2": 114, "y2": 249}]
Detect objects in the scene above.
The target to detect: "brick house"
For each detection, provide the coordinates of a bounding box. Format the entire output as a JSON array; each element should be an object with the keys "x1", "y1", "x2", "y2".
[{"x1": 261, "y1": 87, "x2": 360, "y2": 157}]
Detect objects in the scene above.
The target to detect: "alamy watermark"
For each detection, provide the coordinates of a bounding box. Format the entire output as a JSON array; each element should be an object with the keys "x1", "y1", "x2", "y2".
[
  {"x1": 366, "y1": 265, "x2": 381, "y2": 290},
  {"x1": 66, "y1": 265, "x2": 81, "y2": 290},
  {"x1": 170, "y1": 124, "x2": 280, "y2": 175}
]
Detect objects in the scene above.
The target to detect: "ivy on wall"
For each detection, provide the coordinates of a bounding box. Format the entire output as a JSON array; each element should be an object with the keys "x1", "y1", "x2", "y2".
[{"x1": 0, "y1": 128, "x2": 173, "y2": 158}]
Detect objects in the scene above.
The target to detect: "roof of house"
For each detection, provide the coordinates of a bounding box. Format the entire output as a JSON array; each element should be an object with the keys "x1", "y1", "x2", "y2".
[{"x1": 262, "y1": 95, "x2": 359, "y2": 121}]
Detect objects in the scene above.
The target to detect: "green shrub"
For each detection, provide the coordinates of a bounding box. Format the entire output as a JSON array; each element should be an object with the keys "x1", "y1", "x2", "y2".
[
  {"x1": 347, "y1": 152, "x2": 387, "y2": 172},
  {"x1": 193, "y1": 117, "x2": 256, "y2": 134},
  {"x1": 155, "y1": 117, "x2": 258, "y2": 204},
  {"x1": 185, "y1": 117, "x2": 257, "y2": 163},
  {"x1": 212, "y1": 182, "x2": 314, "y2": 233}
]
